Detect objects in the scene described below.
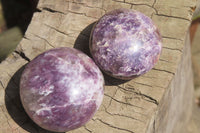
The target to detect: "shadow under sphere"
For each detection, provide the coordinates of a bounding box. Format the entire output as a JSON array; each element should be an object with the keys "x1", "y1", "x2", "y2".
[{"x1": 74, "y1": 22, "x2": 129, "y2": 86}]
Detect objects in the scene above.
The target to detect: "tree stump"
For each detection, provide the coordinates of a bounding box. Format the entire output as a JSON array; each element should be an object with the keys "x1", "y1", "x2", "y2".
[{"x1": 0, "y1": 0, "x2": 196, "y2": 133}]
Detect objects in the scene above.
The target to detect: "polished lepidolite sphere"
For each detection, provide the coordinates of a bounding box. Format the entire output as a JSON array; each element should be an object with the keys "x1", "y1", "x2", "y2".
[
  {"x1": 20, "y1": 48, "x2": 104, "y2": 132},
  {"x1": 90, "y1": 9, "x2": 162, "y2": 79}
]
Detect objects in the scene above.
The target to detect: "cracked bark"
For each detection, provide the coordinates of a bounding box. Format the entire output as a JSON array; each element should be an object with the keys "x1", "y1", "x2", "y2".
[
  {"x1": 84, "y1": 126, "x2": 92, "y2": 133},
  {"x1": 103, "y1": 105, "x2": 146, "y2": 123},
  {"x1": 30, "y1": 33, "x2": 55, "y2": 48},
  {"x1": 104, "y1": 94, "x2": 145, "y2": 109},
  {"x1": 152, "y1": 68, "x2": 175, "y2": 75},
  {"x1": 41, "y1": 6, "x2": 100, "y2": 19},
  {"x1": 14, "y1": 51, "x2": 30, "y2": 62},
  {"x1": 162, "y1": 46, "x2": 183, "y2": 53},
  {"x1": 95, "y1": 118, "x2": 135, "y2": 133},
  {"x1": 44, "y1": 23, "x2": 76, "y2": 38},
  {"x1": 0, "y1": 80, "x2": 4, "y2": 88},
  {"x1": 0, "y1": 0, "x2": 195, "y2": 133},
  {"x1": 42, "y1": 7, "x2": 66, "y2": 14},
  {"x1": 118, "y1": 85, "x2": 159, "y2": 105},
  {"x1": 155, "y1": 14, "x2": 190, "y2": 21},
  {"x1": 162, "y1": 36, "x2": 183, "y2": 41}
]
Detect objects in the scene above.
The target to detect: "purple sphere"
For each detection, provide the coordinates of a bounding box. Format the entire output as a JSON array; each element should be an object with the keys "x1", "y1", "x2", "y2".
[
  {"x1": 20, "y1": 48, "x2": 104, "y2": 132},
  {"x1": 90, "y1": 9, "x2": 162, "y2": 79}
]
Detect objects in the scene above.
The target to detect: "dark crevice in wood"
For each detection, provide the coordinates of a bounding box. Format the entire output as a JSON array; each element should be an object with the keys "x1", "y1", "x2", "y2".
[
  {"x1": 107, "y1": 96, "x2": 113, "y2": 109},
  {"x1": 131, "y1": 81, "x2": 153, "y2": 88},
  {"x1": 113, "y1": 0, "x2": 152, "y2": 8},
  {"x1": 42, "y1": 7, "x2": 65, "y2": 14},
  {"x1": 140, "y1": 93, "x2": 159, "y2": 105},
  {"x1": 106, "y1": 97, "x2": 148, "y2": 116},
  {"x1": 70, "y1": 0, "x2": 106, "y2": 12},
  {"x1": 103, "y1": 105, "x2": 146, "y2": 123},
  {"x1": 44, "y1": 24, "x2": 75, "y2": 37},
  {"x1": 152, "y1": 68, "x2": 175, "y2": 75},
  {"x1": 152, "y1": 0, "x2": 190, "y2": 22},
  {"x1": 104, "y1": 94, "x2": 145, "y2": 109},
  {"x1": 153, "y1": 119, "x2": 156, "y2": 133},
  {"x1": 155, "y1": 14, "x2": 190, "y2": 21},
  {"x1": 105, "y1": 88, "x2": 119, "y2": 109},
  {"x1": 42, "y1": 6, "x2": 98, "y2": 19},
  {"x1": 35, "y1": 8, "x2": 42, "y2": 12},
  {"x1": 132, "y1": 81, "x2": 165, "y2": 89},
  {"x1": 23, "y1": 36, "x2": 30, "y2": 40},
  {"x1": 114, "y1": 0, "x2": 191, "y2": 22},
  {"x1": 95, "y1": 118, "x2": 135, "y2": 133},
  {"x1": 152, "y1": 0, "x2": 157, "y2": 8},
  {"x1": 0, "y1": 80, "x2": 5, "y2": 88},
  {"x1": 118, "y1": 85, "x2": 159, "y2": 105},
  {"x1": 14, "y1": 51, "x2": 30, "y2": 62},
  {"x1": 131, "y1": 3, "x2": 153, "y2": 8},
  {"x1": 162, "y1": 46, "x2": 183, "y2": 53},
  {"x1": 30, "y1": 33, "x2": 55, "y2": 48},
  {"x1": 162, "y1": 36, "x2": 183, "y2": 41},
  {"x1": 112, "y1": 0, "x2": 125, "y2": 3},
  {"x1": 141, "y1": 75, "x2": 157, "y2": 79},
  {"x1": 84, "y1": 126, "x2": 92, "y2": 133},
  {"x1": 6, "y1": 120, "x2": 12, "y2": 132},
  {"x1": 67, "y1": 10, "x2": 98, "y2": 19}
]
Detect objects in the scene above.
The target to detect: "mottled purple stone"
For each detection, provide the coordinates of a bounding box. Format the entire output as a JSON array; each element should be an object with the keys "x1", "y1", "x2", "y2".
[
  {"x1": 90, "y1": 9, "x2": 162, "y2": 79},
  {"x1": 20, "y1": 48, "x2": 104, "y2": 132}
]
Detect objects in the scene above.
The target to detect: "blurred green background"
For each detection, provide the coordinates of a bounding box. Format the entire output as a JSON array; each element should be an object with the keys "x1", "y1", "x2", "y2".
[{"x1": 0, "y1": 0, "x2": 38, "y2": 62}]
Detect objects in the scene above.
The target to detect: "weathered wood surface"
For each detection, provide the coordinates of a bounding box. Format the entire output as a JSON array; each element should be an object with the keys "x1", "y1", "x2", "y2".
[{"x1": 0, "y1": 0, "x2": 196, "y2": 133}]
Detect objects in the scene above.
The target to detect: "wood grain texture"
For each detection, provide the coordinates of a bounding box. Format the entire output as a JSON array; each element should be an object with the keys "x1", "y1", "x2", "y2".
[{"x1": 0, "y1": 0, "x2": 196, "y2": 133}]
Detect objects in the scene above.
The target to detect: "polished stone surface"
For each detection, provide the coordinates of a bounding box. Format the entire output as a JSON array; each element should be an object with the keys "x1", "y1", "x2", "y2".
[
  {"x1": 90, "y1": 8, "x2": 162, "y2": 79},
  {"x1": 20, "y1": 47, "x2": 104, "y2": 132}
]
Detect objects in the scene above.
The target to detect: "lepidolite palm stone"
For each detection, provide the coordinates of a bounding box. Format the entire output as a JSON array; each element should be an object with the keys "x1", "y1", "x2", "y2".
[
  {"x1": 90, "y1": 8, "x2": 162, "y2": 79},
  {"x1": 20, "y1": 48, "x2": 104, "y2": 132}
]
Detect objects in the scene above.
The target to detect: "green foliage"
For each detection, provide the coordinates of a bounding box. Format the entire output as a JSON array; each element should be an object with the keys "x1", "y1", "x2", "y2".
[{"x1": 0, "y1": 27, "x2": 22, "y2": 62}]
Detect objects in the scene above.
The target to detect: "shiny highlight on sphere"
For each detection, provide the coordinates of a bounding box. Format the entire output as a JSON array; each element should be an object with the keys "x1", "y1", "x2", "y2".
[
  {"x1": 90, "y1": 8, "x2": 162, "y2": 79},
  {"x1": 20, "y1": 48, "x2": 104, "y2": 132}
]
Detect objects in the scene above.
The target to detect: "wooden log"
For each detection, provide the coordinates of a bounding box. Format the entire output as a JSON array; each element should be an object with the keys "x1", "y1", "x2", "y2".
[{"x1": 0, "y1": 0, "x2": 196, "y2": 133}]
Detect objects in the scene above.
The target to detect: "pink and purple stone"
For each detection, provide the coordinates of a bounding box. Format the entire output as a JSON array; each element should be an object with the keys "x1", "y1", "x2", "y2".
[
  {"x1": 20, "y1": 48, "x2": 104, "y2": 132},
  {"x1": 90, "y1": 8, "x2": 162, "y2": 80}
]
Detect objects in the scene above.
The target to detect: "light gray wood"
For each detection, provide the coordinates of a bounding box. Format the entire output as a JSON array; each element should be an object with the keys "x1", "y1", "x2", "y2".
[{"x1": 0, "y1": 0, "x2": 196, "y2": 132}]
